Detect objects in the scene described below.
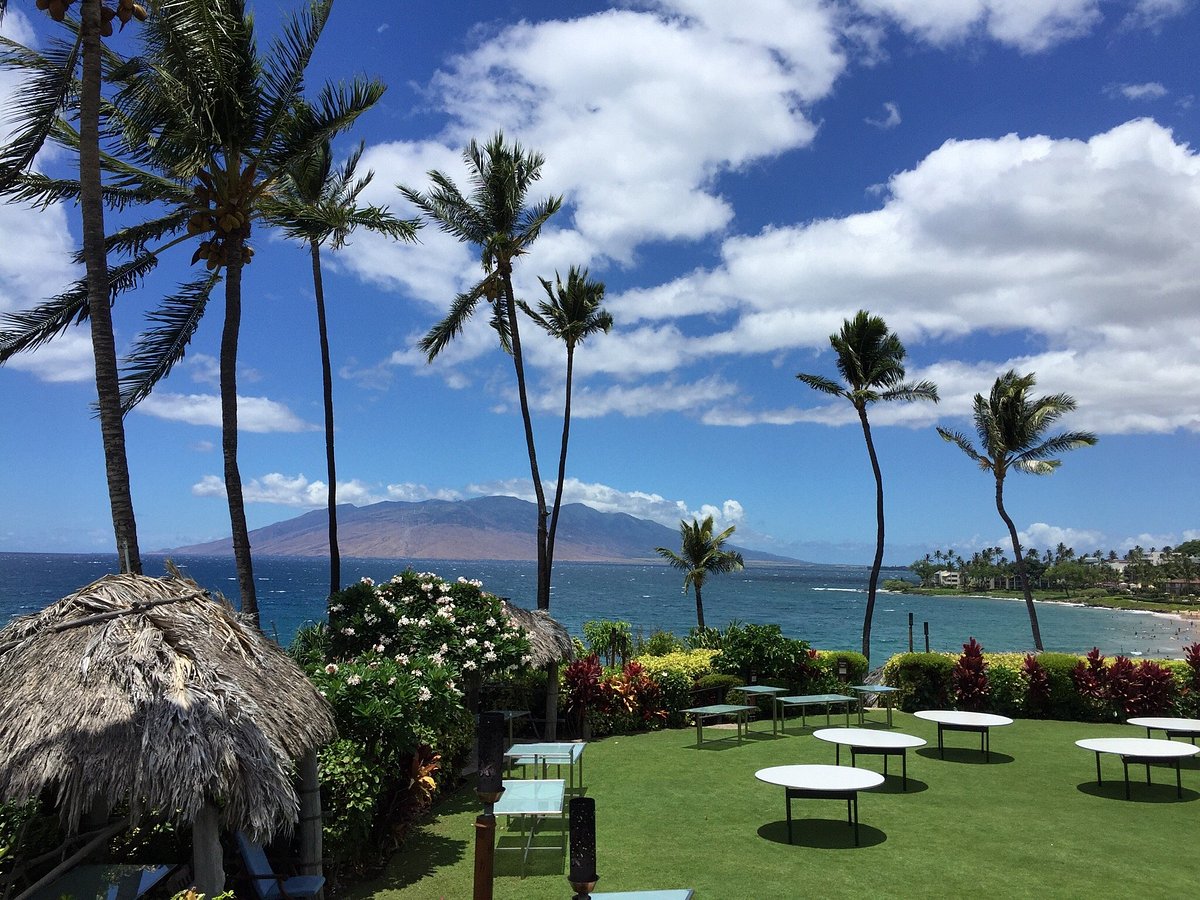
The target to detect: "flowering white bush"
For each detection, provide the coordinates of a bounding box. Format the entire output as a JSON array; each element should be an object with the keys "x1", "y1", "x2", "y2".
[{"x1": 327, "y1": 568, "x2": 531, "y2": 682}]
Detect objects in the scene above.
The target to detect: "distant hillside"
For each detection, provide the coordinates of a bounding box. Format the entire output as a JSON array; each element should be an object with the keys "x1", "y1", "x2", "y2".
[{"x1": 166, "y1": 496, "x2": 807, "y2": 564}]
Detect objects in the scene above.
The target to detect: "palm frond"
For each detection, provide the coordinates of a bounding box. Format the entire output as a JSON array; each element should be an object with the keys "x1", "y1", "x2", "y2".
[
  {"x1": 0, "y1": 32, "x2": 80, "y2": 193},
  {"x1": 256, "y1": 0, "x2": 333, "y2": 156},
  {"x1": 261, "y1": 77, "x2": 384, "y2": 183},
  {"x1": 937, "y1": 426, "x2": 992, "y2": 470},
  {"x1": 879, "y1": 379, "x2": 940, "y2": 403},
  {"x1": 419, "y1": 282, "x2": 488, "y2": 361},
  {"x1": 118, "y1": 271, "x2": 219, "y2": 411},
  {"x1": 796, "y1": 373, "x2": 845, "y2": 397}
]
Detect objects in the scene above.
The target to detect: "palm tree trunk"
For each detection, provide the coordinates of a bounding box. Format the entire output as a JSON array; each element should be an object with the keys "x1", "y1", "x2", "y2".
[
  {"x1": 221, "y1": 240, "x2": 258, "y2": 629},
  {"x1": 80, "y1": 0, "x2": 141, "y2": 575},
  {"x1": 858, "y1": 406, "x2": 884, "y2": 663},
  {"x1": 501, "y1": 273, "x2": 549, "y2": 610},
  {"x1": 310, "y1": 239, "x2": 339, "y2": 596},
  {"x1": 995, "y1": 473, "x2": 1043, "y2": 650},
  {"x1": 695, "y1": 582, "x2": 705, "y2": 631},
  {"x1": 546, "y1": 343, "x2": 575, "y2": 579}
]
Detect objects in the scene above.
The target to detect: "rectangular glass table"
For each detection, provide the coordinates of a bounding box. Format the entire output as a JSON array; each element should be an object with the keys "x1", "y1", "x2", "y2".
[
  {"x1": 505, "y1": 741, "x2": 586, "y2": 792},
  {"x1": 493, "y1": 778, "x2": 567, "y2": 874},
  {"x1": 731, "y1": 685, "x2": 786, "y2": 734},
  {"x1": 681, "y1": 703, "x2": 757, "y2": 747},
  {"x1": 775, "y1": 694, "x2": 857, "y2": 731},
  {"x1": 850, "y1": 684, "x2": 900, "y2": 726}
]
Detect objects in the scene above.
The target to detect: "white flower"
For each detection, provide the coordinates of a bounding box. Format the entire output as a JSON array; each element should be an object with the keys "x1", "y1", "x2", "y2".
[
  {"x1": 483, "y1": 641, "x2": 494, "y2": 650},
  {"x1": 431, "y1": 653, "x2": 444, "y2": 665},
  {"x1": 465, "y1": 638, "x2": 478, "y2": 648},
  {"x1": 440, "y1": 643, "x2": 449, "y2": 653},
  {"x1": 420, "y1": 583, "x2": 433, "y2": 592},
  {"x1": 463, "y1": 659, "x2": 477, "y2": 670},
  {"x1": 395, "y1": 654, "x2": 410, "y2": 665},
  {"x1": 439, "y1": 583, "x2": 451, "y2": 593},
  {"x1": 329, "y1": 603, "x2": 344, "y2": 613},
  {"x1": 341, "y1": 627, "x2": 355, "y2": 636},
  {"x1": 360, "y1": 576, "x2": 375, "y2": 587},
  {"x1": 324, "y1": 663, "x2": 339, "y2": 675},
  {"x1": 418, "y1": 686, "x2": 432, "y2": 702},
  {"x1": 484, "y1": 650, "x2": 497, "y2": 662},
  {"x1": 368, "y1": 661, "x2": 379, "y2": 670},
  {"x1": 387, "y1": 676, "x2": 396, "y2": 686},
  {"x1": 485, "y1": 617, "x2": 497, "y2": 627},
  {"x1": 412, "y1": 668, "x2": 423, "y2": 677},
  {"x1": 373, "y1": 644, "x2": 385, "y2": 654},
  {"x1": 346, "y1": 674, "x2": 363, "y2": 686}
]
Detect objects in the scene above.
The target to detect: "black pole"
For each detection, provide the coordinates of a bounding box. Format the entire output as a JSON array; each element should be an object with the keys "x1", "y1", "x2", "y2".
[
  {"x1": 923, "y1": 621, "x2": 930, "y2": 653},
  {"x1": 568, "y1": 796, "x2": 599, "y2": 898},
  {"x1": 474, "y1": 712, "x2": 505, "y2": 900},
  {"x1": 908, "y1": 612, "x2": 914, "y2": 652}
]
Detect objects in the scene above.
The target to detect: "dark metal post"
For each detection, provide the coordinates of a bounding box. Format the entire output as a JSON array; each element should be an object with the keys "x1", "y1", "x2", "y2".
[
  {"x1": 473, "y1": 712, "x2": 505, "y2": 900},
  {"x1": 908, "y1": 612, "x2": 914, "y2": 652},
  {"x1": 568, "y1": 796, "x2": 598, "y2": 899},
  {"x1": 923, "y1": 621, "x2": 930, "y2": 653}
]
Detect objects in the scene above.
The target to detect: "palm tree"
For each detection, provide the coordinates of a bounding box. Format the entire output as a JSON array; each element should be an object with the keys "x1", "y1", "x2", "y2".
[
  {"x1": 263, "y1": 135, "x2": 419, "y2": 596},
  {"x1": 518, "y1": 266, "x2": 612, "y2": 596},
  {"x1": 937, "y1": 370, "x2": 1097, "y2": 650},
  {"x1": 797, "y1": 310, "x2": 938, "y2": 662},
  {"x1": 399, "y1": 133, "x2": 562, "y2": 610},
  {"x1": 656, "y1": 515, "x2": 745, "y2": 630},
  {"x1": 0, "y1": 0, "x2": 147, "y2": 573}
]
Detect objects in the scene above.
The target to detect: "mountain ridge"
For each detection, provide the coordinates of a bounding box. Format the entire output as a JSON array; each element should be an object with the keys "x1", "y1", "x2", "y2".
[{"x1": 165, "y1": 495, "x2": 809, "y2": 565}]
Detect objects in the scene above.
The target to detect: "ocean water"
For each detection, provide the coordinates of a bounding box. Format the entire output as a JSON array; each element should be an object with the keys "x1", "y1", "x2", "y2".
[{"x1": 0, "y1": 552, "x2": 1193, "y2": 659}]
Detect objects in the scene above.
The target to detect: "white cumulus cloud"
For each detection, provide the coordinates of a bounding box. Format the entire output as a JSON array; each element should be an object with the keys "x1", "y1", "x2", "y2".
[{"x1": 137, "y1": 393, "x2": 316, "y2": 433}]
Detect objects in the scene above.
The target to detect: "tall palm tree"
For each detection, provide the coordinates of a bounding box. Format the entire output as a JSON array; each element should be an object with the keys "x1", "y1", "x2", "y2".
[
  {"x1": 937, "y1": 370, "x2": 1097, "y2": 650},
  {"x1": 797, "y1": 310, "x2": 938, "y2": 662},
  {"x1": 656, "y1": 515, "x2": 745, "y2": 630},
  {"x1": 518, "y1": 266, "x2": 612, "y2": 596},
  {"x1": 0, "y1": 0, "x2": 146, "y2": 573},
  {"x1": 399, "y1": 133, "x2": 562, "y2": 611},
  {"x1": 263, "y1": 135, "x2": 419, "y2": 596}
]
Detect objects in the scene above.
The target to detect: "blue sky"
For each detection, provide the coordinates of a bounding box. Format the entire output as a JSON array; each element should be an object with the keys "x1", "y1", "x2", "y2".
[{"x1": 2, "y1": 0, "x2": 1199, "y2": 565}]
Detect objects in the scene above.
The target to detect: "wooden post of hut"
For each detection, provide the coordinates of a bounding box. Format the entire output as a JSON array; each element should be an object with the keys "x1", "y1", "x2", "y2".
[
  {"x1": 193, "y1": 801, "x2": 224, "y2": 896},
  {"x1": 298, "y1": 749, "x2": 324, "y2": 878}
]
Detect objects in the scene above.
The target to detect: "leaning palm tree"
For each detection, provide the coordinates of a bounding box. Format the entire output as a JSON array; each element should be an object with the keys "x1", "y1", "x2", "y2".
[
  {"x1": 656, "y1": 515, "x2": 745, "y2": 630},
  {"x1": 518, "y1": 266, "x2": 612, "y2": 596},
  {"x1": 0, "y1": 0, "x2": 147, "y2": 573},
  {"x1": 938, "y1": 370, "x2": 1097, "y2": 650},
  {"x1": 797, "y1": 311, "x2": 938, "y2": 662},
  {"x1": 399, "y1": 133, "x2": 562, "y2": 611},
  {"x1": 263, "y1": 134, "x2": 419, "y2": 596}
]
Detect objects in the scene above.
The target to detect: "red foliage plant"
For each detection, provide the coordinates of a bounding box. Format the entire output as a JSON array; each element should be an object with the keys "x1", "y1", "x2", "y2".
[
  {"x1": 1105, "y1": 655, "x2": 1138, "y2": 716},
  {"x1": 1185, "y1": 643, "x2": 1200, "y2": 688},
  {"x1": 1021, "y1": 654, "x2": 1051, "y2": 716},
  {"x1": 606, "y1": 660, "x2": 667, "y2": 725},
  {"x1": 952, "y1": 637, "x2": 990, "y2": 711},
  {"x1": 1072, "y1": 647, "x2": 1107, "y2": 702},
  {"x1": 1129, "y1": 660, "x2": 1177, "y2": 716},
  {"x1": 564, "y1": 653, "x2": 607, "y2": 719}
]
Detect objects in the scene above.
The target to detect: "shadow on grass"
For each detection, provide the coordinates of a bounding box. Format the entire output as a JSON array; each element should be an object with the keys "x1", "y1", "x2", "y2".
[
  {"x1": 914, "y1": 747, "x2": 1015, "y2": 765},
  {"x1": 1075, "y1": 781, "x2": 1198, "y2": 803},
  {"x1": 872, "y1": 776, "x2": 929, "y2": 795},
  {"x1": 756, "y1": 818, "x2": 887, "y2": 849},
  {"x1": 354, "y1": 795, "x2": 473, "y2": 893},
  {"x1": 494, "y1": 821, "x2": 566, "y2": 880}
]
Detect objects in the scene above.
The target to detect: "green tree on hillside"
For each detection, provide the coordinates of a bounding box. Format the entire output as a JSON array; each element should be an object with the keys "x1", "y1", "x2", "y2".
[
  {"x1": 798, "y1": 310, "x2": 938, "y2": 662},
  {"x1": 656, "y1": 515, "x2": 745, "y2": 630},
  {"x1": 938, "y1": 370, "x2": 1097, "y2": 650},
  {"x1": 264, "y1": 133, "x2": 419, "y2": 596}
]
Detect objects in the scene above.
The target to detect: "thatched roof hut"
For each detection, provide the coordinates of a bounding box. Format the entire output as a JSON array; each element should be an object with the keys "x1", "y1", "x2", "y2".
[
  {"x1": 0, "y1": 571, "x2": 336, "y2": 893},
  {"x1": 501, "y1": 601, "x2": 575, "y2": 667}
]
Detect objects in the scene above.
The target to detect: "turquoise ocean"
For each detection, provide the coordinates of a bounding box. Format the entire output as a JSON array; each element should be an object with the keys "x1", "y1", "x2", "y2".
[{"x1": 1, "y1": 552, "x2": 1193, "y2": 659}]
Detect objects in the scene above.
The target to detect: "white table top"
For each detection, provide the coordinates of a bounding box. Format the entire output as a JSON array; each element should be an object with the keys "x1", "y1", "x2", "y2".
[
  {"x1": 1127, "y1": 717, "x2": 1200, "y2": 733},
  {"x1": 914, "y1": 710, "x2": 1013, "y2": 727},
  {"x1": 755, "y1": 764, "x2": 885, "y2": 792},
  {"x1": 813, "y1": 727, "x2": 927, "y2": 750},
  {"x1": 1075, "y1": 737, "x2": 1200, "y2": 759}
]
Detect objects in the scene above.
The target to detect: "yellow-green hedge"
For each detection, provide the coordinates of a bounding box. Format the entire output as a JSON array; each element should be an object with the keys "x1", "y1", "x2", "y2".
[{"x1": 634, "y1": 648, "x2": 719, "y2": 681}]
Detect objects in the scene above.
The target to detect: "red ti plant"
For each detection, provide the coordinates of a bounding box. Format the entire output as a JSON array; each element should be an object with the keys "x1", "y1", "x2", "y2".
[
  {"x1": 1181, "y1": 642, "x2": 1200, "y2": 715},
  {"x1": 1130, "y1": 660, "x2": 1177, "y2": 716},
  {"x1": 1021, "y1": 654, "x2": 1051, "y2": 717},
  {"x1": 1105, "y1": 655, "x2": 1138, "y2": 717},
  {"x1": 563, "y1": 653, "x2": 606, "y2": 733},
  {"x1": 952, "y1": 637, "x2": 990, "y2": 711},
  {"x1": 1072, "y1": 647, "x2": 1107, "y2": 703}
]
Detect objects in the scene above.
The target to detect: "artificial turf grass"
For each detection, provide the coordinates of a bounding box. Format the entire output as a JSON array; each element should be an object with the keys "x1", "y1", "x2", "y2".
[{"x1": 345, "y1": 712, "x2": 1200, "y2": 899}]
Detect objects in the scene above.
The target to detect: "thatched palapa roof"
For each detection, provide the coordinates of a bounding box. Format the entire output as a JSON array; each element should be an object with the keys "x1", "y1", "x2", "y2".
[
  {"x1": 0, "y1": 571, "x2": 336, "y2": 840},
  {"x1": 501, "y1": 601, "x2": 575, "y2": 667}
]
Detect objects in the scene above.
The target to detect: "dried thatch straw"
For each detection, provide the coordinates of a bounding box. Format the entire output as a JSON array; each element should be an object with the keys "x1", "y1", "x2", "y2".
[
  {"x1": 0, "y1": 570, "x2": 335, "y2": 840},
  {"x1": 501, "y1": 601, "x2": 575, "y2": 668}
]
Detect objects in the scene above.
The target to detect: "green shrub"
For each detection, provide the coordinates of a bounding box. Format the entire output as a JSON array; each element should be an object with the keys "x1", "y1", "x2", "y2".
[
  {"x1": 634, "y1": 648, "x2": 719, "y2": 681},
  {"x1": 694, "y1": 672, "x2": 745, "y2": 704},
  {"x1": 985, "y1": 658, "x2": 1025, "y2": 717},
  {"x1": 812, "y1": 650, "x2": 870, "y2": 686},
  {"x1": 638, "y1": 629, "x2": 683, "y2": 656},
  {"x1": 685, "y1": 625, "x2": 723, "y2": 650},
  {"x1": 882, "y1": 652, "x2": 954, "y2": 711},
  {"x1": 653, "y1": 669, "x2": 695, "y2": 727},
  {"x1": 1039, "y1": 652, "x2": 1097, "y2": 721},
  {"x1": 319, "y1": 739, "x2": 385, "y2": 867},
  {"x1": 583, "y1": 619, "x2": 633, "y2": 667},
  {"x1": 713, "y1": 623, "x2": 810, "y2": 685}
]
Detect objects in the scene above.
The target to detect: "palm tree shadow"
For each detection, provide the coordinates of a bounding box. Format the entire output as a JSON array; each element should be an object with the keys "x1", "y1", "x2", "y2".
[{"x1": 756, "y1": 818, "x2": 886, "y2": 849}]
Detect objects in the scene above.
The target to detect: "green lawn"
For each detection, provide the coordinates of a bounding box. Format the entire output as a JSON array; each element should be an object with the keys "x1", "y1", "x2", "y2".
[{"x1": 344, "y1": 713, "x2": 1200, "y2": 899}]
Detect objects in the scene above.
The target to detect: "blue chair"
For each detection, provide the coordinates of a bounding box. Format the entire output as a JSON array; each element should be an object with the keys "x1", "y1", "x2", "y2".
[{"x1": 236, "y1": 832, "x2": 325, "y2": 900}]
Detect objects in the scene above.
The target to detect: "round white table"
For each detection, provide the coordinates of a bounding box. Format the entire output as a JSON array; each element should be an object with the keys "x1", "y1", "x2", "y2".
[
  {"x1": 1076, "y1": 737, "x2": 1199, "y2": 799},
  {"x1": 813, "y1": 727, "x2": 927, "y2": 790},
  {"x1": 755, "y1": 764, "x2": 884, "y2": 846},
  {"x1": 914, "y1": 710, "x2": 1013, "y2": 761},
  {"x1": 1127, "y1": 716, "x2": 1200, "y2": 744}
]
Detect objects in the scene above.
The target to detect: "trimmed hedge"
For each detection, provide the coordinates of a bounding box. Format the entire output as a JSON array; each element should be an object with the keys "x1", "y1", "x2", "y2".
[{"x1": 882, "y1": 652, "x2": 954, "y2": 712}]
